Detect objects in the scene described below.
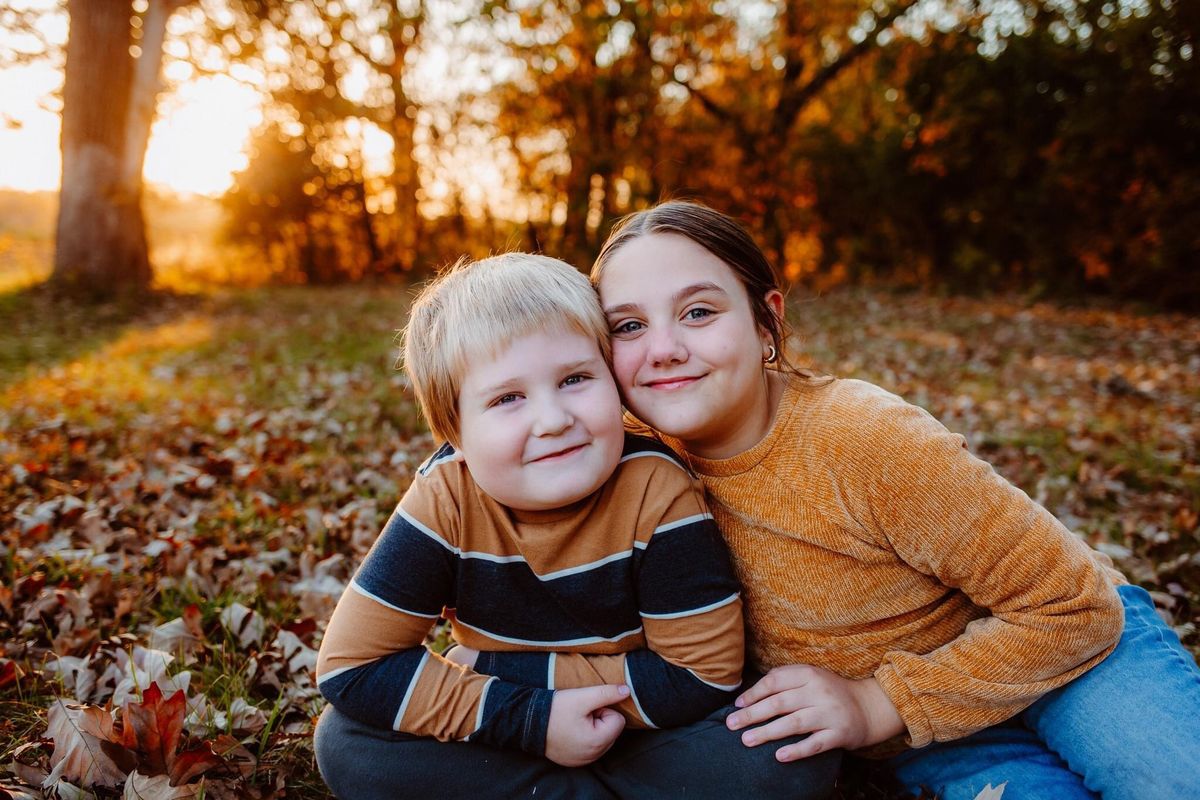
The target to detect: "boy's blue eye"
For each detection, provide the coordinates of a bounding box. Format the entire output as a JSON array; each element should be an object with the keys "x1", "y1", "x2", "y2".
[
  {"x1": 562, "y1": 374, "x2": 589, "y2": 387},
  {"x1": 494, "y1": 393, "x2": 519, "y2": 406},
  {"x1": 684, "y1": 307, "x2": 713, "y2": 321}
]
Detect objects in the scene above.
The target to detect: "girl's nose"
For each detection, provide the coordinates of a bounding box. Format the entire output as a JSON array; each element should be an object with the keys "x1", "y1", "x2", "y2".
[{"x1": 646, "y1": 327, "x2": 688, "y2": 367}]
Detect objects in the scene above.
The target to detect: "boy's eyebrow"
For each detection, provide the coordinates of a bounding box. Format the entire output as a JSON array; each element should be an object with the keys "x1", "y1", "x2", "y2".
[
  {"x1": 559, "y1": 356, "x2": 604, "y2": 373},
  {"x1": 473, "y1": 357, "x2": 604, "y2": 398},
  {"x1": 470, "y1": 377, "x2": 521, "y2": 399},
  {"x1": 603, "y1": 282, "x2": 727, "y2": 315}
]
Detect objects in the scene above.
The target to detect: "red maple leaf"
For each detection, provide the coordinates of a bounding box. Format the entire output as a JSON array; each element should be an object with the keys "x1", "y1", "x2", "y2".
[
  {"x1": 118, "y1": 683, "x2": 230, "y2": 787},
  {"x1": 120, "y1": 683, "x2": 187, "y2": 776}
]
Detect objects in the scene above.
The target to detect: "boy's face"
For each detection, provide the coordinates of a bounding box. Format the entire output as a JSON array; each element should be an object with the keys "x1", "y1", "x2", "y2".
[{"x1": 456, "y1": 327, "x2": 624, "y2": 511}]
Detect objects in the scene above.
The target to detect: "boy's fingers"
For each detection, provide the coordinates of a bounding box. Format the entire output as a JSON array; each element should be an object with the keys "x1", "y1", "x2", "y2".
[
  {"x1": 593, "y1": 707, "x2": 626, "y2": 738},
  {"x1": 580, "y1": 683, "x2": 631, "y2": 713}
]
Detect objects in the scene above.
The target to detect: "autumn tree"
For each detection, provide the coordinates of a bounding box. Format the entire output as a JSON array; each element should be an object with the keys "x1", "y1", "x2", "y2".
[
  {"x1": 51, "y1": 0, "x2": 193, "y2": 300},
  {"x1": 207, "y1": 0, "x2": 426, "y2": 278},
  {"x1": 802, "y1": 0, "x2": 1200, "y2": 306},
  {"x1": 660, "y1": 0, "x2": 920, "y2": 269},
  {"x1": 480, "y1": 0, "x2": 742, "y2": 264}
]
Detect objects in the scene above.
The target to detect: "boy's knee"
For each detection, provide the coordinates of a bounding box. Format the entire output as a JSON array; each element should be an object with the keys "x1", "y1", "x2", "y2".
[
  {"x1": 314, "y1": 706, "x2": 421, "y2": 799},
  {"x1": 314, "y1": 706, "x2": 363, "y2": 799},
  {"x1": 744, "y1": 745, "x2": 842, "y2": 799}
]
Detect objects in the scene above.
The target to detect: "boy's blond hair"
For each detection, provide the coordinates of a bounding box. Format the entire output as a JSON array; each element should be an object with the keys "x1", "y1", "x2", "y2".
[{"x1": 401, "y1": 253, "x2": 610, "y2": 447}]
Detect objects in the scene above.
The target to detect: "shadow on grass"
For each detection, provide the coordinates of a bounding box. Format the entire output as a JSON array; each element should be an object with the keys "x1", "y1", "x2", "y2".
[{"x1": 0, "y1": 281, "x2": 203, "y2": 390}]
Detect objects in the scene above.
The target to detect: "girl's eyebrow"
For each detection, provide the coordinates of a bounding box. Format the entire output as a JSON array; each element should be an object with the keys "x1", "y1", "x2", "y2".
[
  {"x1": 604, "y1": 282, "x2": 726, "y2": 316},
  {"x1": 674, "y1": 282, "x2": 726, "y2": 304}
]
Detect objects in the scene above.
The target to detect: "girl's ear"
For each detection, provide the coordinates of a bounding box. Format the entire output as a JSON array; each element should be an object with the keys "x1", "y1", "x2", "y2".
[{"x1": 764, "y1": 289, "x2": 785, "y2": 328}]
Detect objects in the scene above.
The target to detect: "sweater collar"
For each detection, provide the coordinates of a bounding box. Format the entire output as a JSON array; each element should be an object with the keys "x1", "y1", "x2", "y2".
[{"x1": 674, "y1": 376, "x2": 805, "y2": 478}]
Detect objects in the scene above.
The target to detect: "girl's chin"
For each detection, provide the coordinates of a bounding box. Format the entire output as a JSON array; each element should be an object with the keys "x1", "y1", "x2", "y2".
[{"x1": 639, "y1": 414, "x2": 709, "y2": 443}]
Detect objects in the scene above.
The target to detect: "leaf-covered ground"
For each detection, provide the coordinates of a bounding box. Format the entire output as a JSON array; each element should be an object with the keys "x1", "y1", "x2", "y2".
[{"x1": 1, "y1": 284, "x2": 1197, "y2": 799}]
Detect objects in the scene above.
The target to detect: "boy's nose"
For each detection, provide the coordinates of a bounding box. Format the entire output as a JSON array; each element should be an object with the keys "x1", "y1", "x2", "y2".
[{"x1": 531, "y1": 400, "x2": 573, "y2": 437}]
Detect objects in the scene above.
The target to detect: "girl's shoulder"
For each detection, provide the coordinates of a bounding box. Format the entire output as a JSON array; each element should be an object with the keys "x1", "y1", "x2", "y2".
[
  {"x1": 790, "y1": 377, "x2": 920, "y2": 432},
  {"x1": 788, "y1": 377, "x2": 955, "y2": 461}
]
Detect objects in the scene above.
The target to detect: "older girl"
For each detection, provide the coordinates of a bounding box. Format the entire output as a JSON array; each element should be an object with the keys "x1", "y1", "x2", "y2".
[{"x1": 591, "y1": 200, "x2": 1200, "y2": 800}]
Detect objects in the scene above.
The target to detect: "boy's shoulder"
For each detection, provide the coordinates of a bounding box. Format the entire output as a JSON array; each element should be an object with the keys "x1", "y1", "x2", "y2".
[
  {"x1": 415, "y1": 441, "x2": 461, "y2": 477},
  {"x1": 616, "y1": 432, "x2": 690, "y2": 474}
]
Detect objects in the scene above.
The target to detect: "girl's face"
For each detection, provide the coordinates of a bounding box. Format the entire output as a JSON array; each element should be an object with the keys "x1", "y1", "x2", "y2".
[{"x1": 597, "y1": 232, "x2": 782, "y2": 459}]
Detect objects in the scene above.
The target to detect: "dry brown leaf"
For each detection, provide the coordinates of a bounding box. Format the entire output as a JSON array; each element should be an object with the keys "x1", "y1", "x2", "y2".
[
  {"x1": 121, "y1": 772, "x2": 201, "y2": 800},
  {"x1": 119, "y1": 684, "x2": 186, "y2": 777},
  {"x1": 43, "y1": 699, "x2": 129, "y2": 788}
]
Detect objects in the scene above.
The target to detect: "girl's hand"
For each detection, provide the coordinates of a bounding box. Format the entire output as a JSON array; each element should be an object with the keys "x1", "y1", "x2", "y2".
[
  {"x1": 443, "y1": 644, "x2": 480, "y2": 668},
  {"x1": 726, "y1": 665, "x2": 905, "y2": 761}
]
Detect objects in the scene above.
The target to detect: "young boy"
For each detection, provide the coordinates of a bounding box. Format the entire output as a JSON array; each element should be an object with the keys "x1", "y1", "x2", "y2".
[{"x1": 313, "y1": 254, "x2": 838, "y2": 799}]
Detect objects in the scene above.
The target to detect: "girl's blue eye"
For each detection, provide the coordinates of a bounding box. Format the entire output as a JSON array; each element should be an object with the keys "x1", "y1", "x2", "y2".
[
  {"x1": 562, "y1": 374, "x2": 589, "y2": 387},
  {"x1": 494, "y1": 393, "x2": 519, "y2": 406},
  {"x1": 684, "y1": 307, "x2": 713, "y2": 321},
  {"x1": 612, "y1": 320, "x2": 643, "y2": 335}
]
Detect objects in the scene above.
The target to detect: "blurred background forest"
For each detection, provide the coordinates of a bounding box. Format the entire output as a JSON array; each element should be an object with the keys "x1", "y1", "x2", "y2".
[{"x1": 1, "y1": 0, "x2": 1196, "y2": 306}]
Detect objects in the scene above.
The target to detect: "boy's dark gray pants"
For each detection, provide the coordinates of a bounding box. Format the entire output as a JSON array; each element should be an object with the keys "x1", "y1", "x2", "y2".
[{"x1": 315, "y1": 703, "x2": 841, "y2": 799}]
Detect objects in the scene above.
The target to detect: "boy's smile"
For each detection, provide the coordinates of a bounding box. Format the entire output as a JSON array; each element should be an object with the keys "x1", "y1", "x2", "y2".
[{"x1": 456, "y1": 327, "x2": 625, "y2": 511}]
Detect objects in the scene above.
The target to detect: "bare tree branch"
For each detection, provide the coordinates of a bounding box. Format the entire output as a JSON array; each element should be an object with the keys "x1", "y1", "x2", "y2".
[{"x1": 772, "y1": 0, "x2": 921, "y2": 138}]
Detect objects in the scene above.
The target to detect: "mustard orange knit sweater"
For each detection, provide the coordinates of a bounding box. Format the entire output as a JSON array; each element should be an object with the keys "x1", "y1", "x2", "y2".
[{"x1": 665, "y1": 377, "x2": 1126, "y2": 749}]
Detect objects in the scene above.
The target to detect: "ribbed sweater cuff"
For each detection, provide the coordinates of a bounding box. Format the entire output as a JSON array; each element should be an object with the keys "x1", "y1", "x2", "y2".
[
  {"x1": 874, "y1": 664, "x2": 933, "y2": 748},
  {"x1": 468, "y1": 682, "x2": 554, "y2": 756}
]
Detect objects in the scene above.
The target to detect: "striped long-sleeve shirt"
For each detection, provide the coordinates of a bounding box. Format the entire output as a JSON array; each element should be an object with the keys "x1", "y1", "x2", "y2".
[{"x1": 316, "y1": 433, "x2": 744, "y2": 755}]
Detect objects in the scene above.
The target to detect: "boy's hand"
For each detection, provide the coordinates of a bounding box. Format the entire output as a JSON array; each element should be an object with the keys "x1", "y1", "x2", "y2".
[
  {"x1": 443, "y1": 645, "x2": 479, "y2": 669},
  {"x1": 544, "y1": 684, "x2": 630, "y2": 767},
  {"x1": 726, "y1": 665, "x2": 904, "y2": 761}
]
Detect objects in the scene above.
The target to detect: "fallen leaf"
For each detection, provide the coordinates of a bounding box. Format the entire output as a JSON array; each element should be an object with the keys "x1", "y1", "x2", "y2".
[
  {"x1": 121, "y1": 771, "x2": 201, "y2": 800},
  {"x1": 0, "y1": 658, "x2": 25, "y2": 689},
  {"x1": 119, "y1": 684, "x2": 187, "y2": 778},
  {"x1": 218, "y1": 603, "x2": 265, "y2": 649},
  {"x1": 43, "y1": 699, "x2": 129, "y2": 788}
]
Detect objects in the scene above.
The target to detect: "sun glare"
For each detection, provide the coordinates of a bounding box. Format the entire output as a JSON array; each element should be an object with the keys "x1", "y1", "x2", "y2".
[
  {"x1": 0, "y1": 64, "x2": 62, "y2": 192},
  {"x1": 143, "y1": 75, "x2": 263, "y2": 196},
  {"x1": 0, "y1": 62, "x2": 263, "y2": 197}
]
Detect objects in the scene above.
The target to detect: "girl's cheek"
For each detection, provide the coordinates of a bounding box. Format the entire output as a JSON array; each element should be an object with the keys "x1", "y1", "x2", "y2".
[{"x1": 610, "y1": 341, "x2": 641, "y2": 395}]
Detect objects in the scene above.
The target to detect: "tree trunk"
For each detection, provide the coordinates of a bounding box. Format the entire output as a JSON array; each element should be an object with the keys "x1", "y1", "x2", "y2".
[
  {"x1": 53, "y1": 0, "x2": 151, "y2": 299},
  {"x1": 387, "y1": 3, "x2": 423, "y2": 271},
  {"x1": 122, "y1": 0, "x2": 189, "y2": 189}
]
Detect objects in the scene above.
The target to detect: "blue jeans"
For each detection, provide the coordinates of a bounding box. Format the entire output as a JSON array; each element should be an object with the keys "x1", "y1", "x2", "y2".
[{"x1": 888, "y1": 585, "x2": 1200, "y2": 800}]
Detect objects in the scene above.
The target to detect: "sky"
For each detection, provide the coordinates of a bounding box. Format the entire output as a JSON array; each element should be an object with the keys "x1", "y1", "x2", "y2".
[{"x1": 0, "y1": 60, "x2": 265, "y2": 196}]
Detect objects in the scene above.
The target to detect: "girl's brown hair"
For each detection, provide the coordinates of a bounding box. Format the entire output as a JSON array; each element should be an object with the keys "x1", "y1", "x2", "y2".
[{"x1": 592, "y1": 200, "x2": 826, "y2": 382}]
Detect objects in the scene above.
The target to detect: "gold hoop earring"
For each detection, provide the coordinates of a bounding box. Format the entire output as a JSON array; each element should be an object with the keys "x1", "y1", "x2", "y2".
[{"x1": 764, "y1": 345, "x2": 778, "y2": 364}]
